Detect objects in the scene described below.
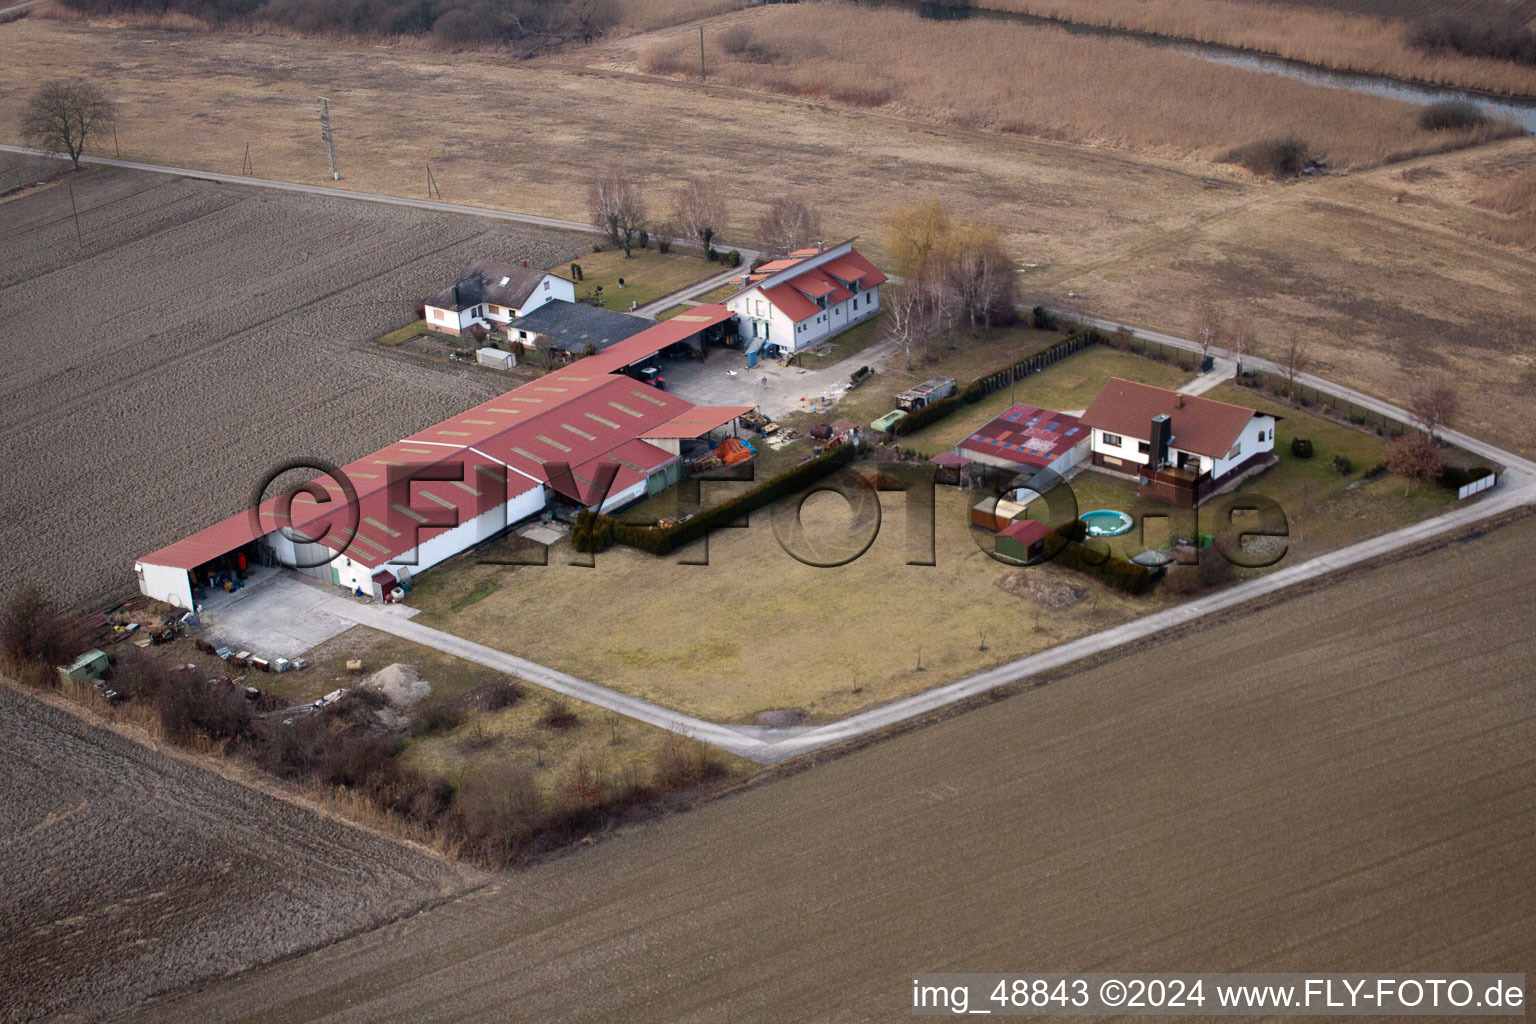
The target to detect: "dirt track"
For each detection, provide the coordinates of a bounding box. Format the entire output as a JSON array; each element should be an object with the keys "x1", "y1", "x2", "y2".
[
  {"x1": 0, "y1": 685, "x2": 482, "y2": 1024},
  {"x1": 135, "y1": 517, "x2": 1536, "y2": 1024},
  {"x1": 0, "y1": 163, "x2": 586, "y2": 612}
]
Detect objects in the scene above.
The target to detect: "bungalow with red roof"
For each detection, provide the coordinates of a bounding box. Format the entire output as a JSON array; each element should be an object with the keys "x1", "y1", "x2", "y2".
[
  {"x1": 724, "y1": 239, "x2": 887, "y2": 355},
  {"x1": 1079, "y1": 378, "x2": 1277, "y2": 507}
]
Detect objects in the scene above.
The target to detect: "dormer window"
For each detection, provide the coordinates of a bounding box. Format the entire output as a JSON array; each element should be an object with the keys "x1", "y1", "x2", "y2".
[{"x1": 499, "y1": 276, "x2": 510, "y2": 286}]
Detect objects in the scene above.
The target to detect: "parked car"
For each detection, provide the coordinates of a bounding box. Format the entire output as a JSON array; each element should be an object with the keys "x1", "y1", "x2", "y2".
[{"x1": 638, "y1": 366, "x2": 665, "y2": 389}]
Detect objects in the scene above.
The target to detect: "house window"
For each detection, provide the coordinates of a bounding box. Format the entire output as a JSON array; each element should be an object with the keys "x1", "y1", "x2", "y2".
[
  {"x1": 543, "y1": 280, "x2": 550, "y2": 290},
  {"x1": 1138, "y1": 441, "x2": 1149, "y2": 454},
  {"x1": 1101, "y1": 432, "x2": 1123, "y2": 447},
  {"x1": 432, "y1": 309, "x2": 441, "y2": 320}
]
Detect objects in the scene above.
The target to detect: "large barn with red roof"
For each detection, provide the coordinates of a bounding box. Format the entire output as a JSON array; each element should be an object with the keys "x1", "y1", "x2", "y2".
[
  {"x1": 133, "y1": 306, "x2": 751, "y2": 611},
  {"x1": 724, "y1": 238, "x2": 887, "y2": 356}
]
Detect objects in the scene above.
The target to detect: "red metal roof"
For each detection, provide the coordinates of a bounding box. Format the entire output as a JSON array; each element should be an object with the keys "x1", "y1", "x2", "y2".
[
  {"x1": 997, "y1": 518, "x2": 1050, "y2": 545},
  {"x1": 957, "y1": 404, "x2": 1089, "y2": 469},
  {"x1": 138, "y1": 307, "x2": 743, "y2": 573},
  {"x1": 753, "y1": 247, "x2": 884, "y2": 323},
  {"x1": 1080, "y1": 379, "x2": 1262, "y2": 459}
]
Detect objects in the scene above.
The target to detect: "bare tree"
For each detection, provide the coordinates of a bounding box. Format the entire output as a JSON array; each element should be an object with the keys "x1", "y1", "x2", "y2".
[
  {"x1": 1386, "y1": 432, "x2": 1444, "y2": 496},
  {"x1": 1409, "y1": 381, "x2": 1459, "y2": 441},
  {"x1": 588, "y1": 171, "x2": 646, "y2": 257},
  {"x1": 673, "y1": 179, "x2": 727, "y2": 256},
  {"x1": 22, "y1": 80, "x2": 117, "y2": 172},
  {"x1": 1231, "y1": 319, "x2": 1257, "y2": 376},
  {"x1": 882, "y1": 253, "x2": 955, "y2": 371},
  {"x1": 945, "y1": 222, "x2": 1014, "y2": 336},
  {"x1": 757, "y1": 197, "x2": 822, "y2": 258},
  {"x1": 1277, "y1": 334, "x2": 1311, "y2": 405},
  {"x1": 1191, "y1": 301, "x2": 1225, "y2": 367}
]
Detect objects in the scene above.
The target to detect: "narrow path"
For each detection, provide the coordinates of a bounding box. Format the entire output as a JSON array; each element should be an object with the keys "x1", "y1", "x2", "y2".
[{"x1": 634, "y1": 265, "x2": 746, "y2": 318}]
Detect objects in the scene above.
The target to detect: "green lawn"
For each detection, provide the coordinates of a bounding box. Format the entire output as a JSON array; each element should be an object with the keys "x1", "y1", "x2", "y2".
[
  {"x1": 795, "y1": 317, "x2": 886, "y2": 370},
  {"x1": 1023, "y1": 384, "x2": 1460, "y2": 567},
  {"x1": 655, "y1": 304, "x2": 694, "y2": 321},
  {"x1": 558, "y1": 248, "x2": 724, "y2": 311},
  {"x1": 377, "y1": 320, "x2": 428, "y2": 346},
  {"x1": 694, "y1": 281, "x2": 741, "y2": 304},
  {"x1": 899, "y1": 345, "x2": 1196, "y2": 455}
]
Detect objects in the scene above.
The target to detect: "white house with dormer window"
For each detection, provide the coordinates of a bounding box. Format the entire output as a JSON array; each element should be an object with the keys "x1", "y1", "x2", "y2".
[
  {"x1": 724, "y1": 239, "x2": 887, "y2": 355},
  {"x1": 423, "y1": 259, "x2": 574, "y2": 336}
]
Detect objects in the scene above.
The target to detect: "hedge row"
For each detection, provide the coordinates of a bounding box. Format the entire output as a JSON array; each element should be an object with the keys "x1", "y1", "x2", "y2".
[
  {"x1": 1046, "y1": 520, "x2": 1154, "y2": 595},
  {"x1": 1438, "y1": 464, "x2": 1495, "y2": 491},
  {"x1": 573, "y1": 443, "x2": 860, "y2": 556}
]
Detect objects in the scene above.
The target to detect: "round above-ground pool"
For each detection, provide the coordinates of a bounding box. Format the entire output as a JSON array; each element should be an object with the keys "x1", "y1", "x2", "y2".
[{"x1": 1080, "y1": 509, "x2": 1135, "y2": 537}]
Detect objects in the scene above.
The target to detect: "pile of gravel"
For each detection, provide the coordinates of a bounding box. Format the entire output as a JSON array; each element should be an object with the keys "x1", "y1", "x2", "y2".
[{"x1": 363, "y1": 664, "x2": 432, "y2": 707}]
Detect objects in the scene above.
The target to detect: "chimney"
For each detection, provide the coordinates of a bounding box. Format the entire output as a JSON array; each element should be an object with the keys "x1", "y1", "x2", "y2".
[
  {"x1": 1150, "y1": 413, "x2": 1172, "y2": 469},
  {"x1": 1175, "y1": 393, "x2": 1184, "y2": 408},
  {"x1": 817, "y1": 240, "x2": 824, "y2": 252},
  {"x1": 521, "y1": 259, "x2": 529, "y2": 268}
]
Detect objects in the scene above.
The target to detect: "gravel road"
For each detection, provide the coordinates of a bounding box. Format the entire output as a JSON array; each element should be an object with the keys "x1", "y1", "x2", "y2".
[
  {"x1": 0, "y1": 161, "x2": 589, "y2": 611},
  {"x1": 0, "y1": 683, "x2": 482, "y2": 1024}
]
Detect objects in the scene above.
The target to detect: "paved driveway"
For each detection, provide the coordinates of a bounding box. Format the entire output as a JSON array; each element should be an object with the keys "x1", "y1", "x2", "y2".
[
  {"x1": 197, "y1": 571, "x2": 393, "y2": 660},
  {"x1": 660, "y1": 339, "x2": 897, "y2": 421}
]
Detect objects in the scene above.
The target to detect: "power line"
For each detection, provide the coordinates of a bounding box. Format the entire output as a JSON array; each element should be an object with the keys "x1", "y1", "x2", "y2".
[{"x1": 318, "y1": 97, "x2": 339, "y2": 181}]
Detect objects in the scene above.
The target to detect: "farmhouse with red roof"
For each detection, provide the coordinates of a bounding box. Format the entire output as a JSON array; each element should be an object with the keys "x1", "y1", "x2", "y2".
[
  {"x1": 724, "y1": 238, "x2": 887, "y2": 356},
  {"x1": 1079, "y1": 378, "x2": 1278, "y2": 506}
]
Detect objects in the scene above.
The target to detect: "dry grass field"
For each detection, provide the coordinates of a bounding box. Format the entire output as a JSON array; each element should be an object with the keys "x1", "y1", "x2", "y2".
[
  {"x1": 134, "y1": 514, "x2": 1536, "y2": 1024},
  {"x1": 409, "y1": 482, "x2": 1158, "y2": 722},
  {"x1": 640, "y1": 5, "x2": 1515, "y2": 168},
  {"x1": 972, "y1": 0, "x2": 1536, "y2": 95},
  {"x1": 0, "y1": 681, "x2": 480, "y2": 1024},
  {"x1": 0, "y1": 162, "x2": 587, "y2": 612},
  {"x1": 5, "y1": 14, "x2": 1529, "y2": 454}
]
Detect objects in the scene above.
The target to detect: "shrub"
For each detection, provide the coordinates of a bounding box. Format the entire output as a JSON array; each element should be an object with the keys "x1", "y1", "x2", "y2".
[
  {"x1": 637, "y1": 229, "x2": 649, "y2": 250},
  {"x1": 1043, "y1": 521, "x2": 1153, "y2": 595},
  {"x1": 1291, "y1": 437, "x2": 1314, "y2": 459},
  {"x1": 155, "y1": 672, "x2": 254, "y2": 743},
  {"x1": 725, "y1": 249, "x2": 742, "y2": 267},
  {"x1": 412, "y1": 694, "x2": 466, "y2": 736},
  {"x1": 653, "y1": 734, "x2": 728, "y2": 790},
  {"x1": 1031, "y1": 306, "x2": 1058, "y2": 331},
  {"x1": 466, "y1": 678, "x2": 526, "y2": 712},
  {"x1": 1222, "y1": 137, "x2": 1310, "y2": 178},
  {"x1": 538, "y1": 697, "x2": 580, "y2": 730},
  {"x1": 1438, "y1": 464, "x2": 1495, "y2": 491},
  {"x1": 1408, "y1": 15, "x2": 1536, "y2": 66},
  {"x1": 0, "y1": 583, "x2": 70, "y2": 681},
  {"x1": 1418, "y1": 99, "x2": 1487, "y2": 131},
  {"x1": 705, "y1": 246, "x2": 719, "y2": 262},
  {"x1": 719, "y1": 23, "x2": 752, "y2": 54},
  {"x1": 1331, "y1": 453, "x2": 1353, "y2": 475}
]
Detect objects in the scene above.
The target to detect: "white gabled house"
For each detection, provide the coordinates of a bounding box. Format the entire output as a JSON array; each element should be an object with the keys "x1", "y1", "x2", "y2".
[
  {"x1": 1080, "y1": 378, "x2": 1278, "y2": 507},
  {"x1": 724, "y1": 239, "x2": 887, "y2": 356},
  {"x1": 423, "y1": 259, "x2": 575, "y2": 336}
]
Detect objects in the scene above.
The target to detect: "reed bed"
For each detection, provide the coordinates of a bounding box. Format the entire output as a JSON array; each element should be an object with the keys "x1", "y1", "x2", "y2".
[
  {"x1": 642, "y1": 5, "x2": 1518, "y2": 169},
  {"x1": 971, "y1": 0, "x2": 1536, "y2": 97},
  {"x1": 1476, "y1": 164, "x2": 1536, "y2": 247},
  {"x1": 618, "y1": 0, "x2": 745, "y2": 34}
]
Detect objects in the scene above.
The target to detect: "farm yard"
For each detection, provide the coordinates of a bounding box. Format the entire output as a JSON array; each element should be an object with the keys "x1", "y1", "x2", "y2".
[
  {"x1": 132, "y1": 513, "x2": 1536, "y2": 1024},
  {"x1": 0, "y1": 682, "x2": 480, "y2": 1024},
  {"x1": 0, "y1": 161, "x2": 589, "y2": 612}
]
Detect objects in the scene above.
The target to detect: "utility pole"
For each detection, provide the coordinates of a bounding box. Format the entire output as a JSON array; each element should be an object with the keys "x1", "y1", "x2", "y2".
[
  {"x1": 241, "y1": 142, "x2": 253, "y2": 176},
  {"x1": 112, "y1": 124, "x2": 120, "y2": 159},
  {"x1": 68, "y1": 180, "x2": 83, "y2": 247},
  {"x1": 318, "y1": 97, "x2": 339, "y2": 181},
  {"x1": 700, "y1": 25, "x2": 706, "y2": 80},
  {"x1": 426, "y1": 162, "x2": 441, "y2": 200}
]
